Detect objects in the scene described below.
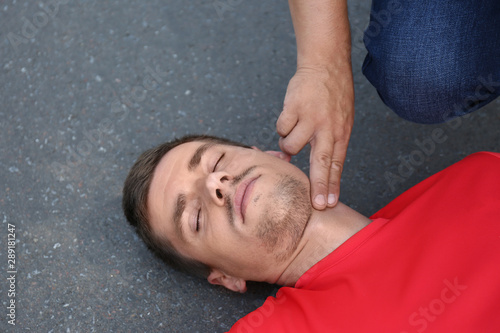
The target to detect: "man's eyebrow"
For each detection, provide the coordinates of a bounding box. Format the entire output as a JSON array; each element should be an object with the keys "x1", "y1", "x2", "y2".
[
  {"x1": 188, "y1": 142, "x2": 215, "y2": 171},
  {"x1": 172, "y1": 193, "x2": 186, "y2": 241}
]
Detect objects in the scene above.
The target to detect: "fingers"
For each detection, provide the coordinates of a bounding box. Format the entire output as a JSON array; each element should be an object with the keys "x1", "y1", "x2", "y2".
[
  {"x1": 310, "y1": 136, "x2": 348, "y2": 210},
  {"x1": 278, "y1": 109, "x2": 348, "y2": 210},
  {"x1": 277, "y1": 105, "x2": 313, "y2": 156},
  {"x1": 309, "y1": 133, "x2": 335, "y2": 210},
  {"x1": 276, "y1": 107, "x2": 298, "y2": 138},
  {"x1": 327, "y1": 141, "x2": 348, "y2": 208},
  {"x1": 277, "y1": 108, "x2": 307, "y2": 156},
  {"x1": 264, "y1": 150, "x2": 292, "y2": 162},
  {"x1": 278, "y1": 120, "x2": 312, "y2": 156},
  {"x1": 277, "y1": 67, "x2": 354, "y2": 211}
]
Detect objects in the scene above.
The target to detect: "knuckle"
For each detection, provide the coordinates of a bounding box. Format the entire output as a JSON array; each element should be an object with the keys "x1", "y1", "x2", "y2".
[
  {"x1": 335, "y1": 133, "x2": 351, "y2": 144},
  {"x1": 276, "y1": 124, "x2": 289, "y2": 137},
  {"x1": 276, "y1": 125, "x2": 286, "y2": 137},
  {"x1": 328, "y1": 176, "x2": 340, "y2": 187},
  {"x1": 330, "y1": 161, "x2": 343, "y2": 173},
  {"x1": 314, "y1": 151, "x2": 332, "y2": 169},
  {"x1": 313, "y1": 179, "x2": 329, "y2": 192},
  {"x1": 276, "y1": 111, "x2": 295, "y2": 135},
  {"x1": 281, "y1": 140, "x2": 300, "y2": 155}
]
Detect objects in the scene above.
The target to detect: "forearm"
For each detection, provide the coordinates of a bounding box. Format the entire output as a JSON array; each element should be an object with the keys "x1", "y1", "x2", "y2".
[{"x1": 288, "y1": 0, "x2": 352, "y2": 70}]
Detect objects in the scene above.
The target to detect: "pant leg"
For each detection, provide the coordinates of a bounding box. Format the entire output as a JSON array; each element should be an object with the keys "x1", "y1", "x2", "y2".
[{"x1": 362, "y1": 0, "x2": 500, "y2": 124}]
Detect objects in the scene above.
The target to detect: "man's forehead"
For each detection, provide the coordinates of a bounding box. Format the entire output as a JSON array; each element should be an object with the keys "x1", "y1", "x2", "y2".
[{"x1": 158, "y1": 140, "x2": 211, "y2": 169}]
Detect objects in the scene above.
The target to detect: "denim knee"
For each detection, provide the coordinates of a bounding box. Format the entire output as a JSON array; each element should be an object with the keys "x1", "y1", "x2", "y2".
[
  {"x1": 362, "y1": 0, "x2": 500, "y2": 124},
  {"x1": 363, "y1": 54, "x2": 500, "y2": 124}
]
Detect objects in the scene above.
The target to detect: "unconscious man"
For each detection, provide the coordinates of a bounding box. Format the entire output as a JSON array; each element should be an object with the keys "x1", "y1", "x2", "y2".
[{"x1": 122, "y1": 135, "x2": 500, "y2": 332}]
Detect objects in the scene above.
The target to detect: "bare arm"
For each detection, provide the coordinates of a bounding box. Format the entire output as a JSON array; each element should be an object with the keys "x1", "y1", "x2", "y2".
[{"x1": 278, "y1": 0, "x2": 354, "y2": 209}]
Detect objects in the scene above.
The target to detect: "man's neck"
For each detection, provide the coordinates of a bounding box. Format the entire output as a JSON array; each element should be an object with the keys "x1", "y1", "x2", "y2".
[{"x1": 275, "y1": 203, "x2": 371, "y2": 286}]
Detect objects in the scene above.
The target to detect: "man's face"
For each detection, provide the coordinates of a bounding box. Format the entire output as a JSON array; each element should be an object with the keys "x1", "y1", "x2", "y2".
[{"x1": 148, "y1": 141, "x2": 312, "y2": 281}]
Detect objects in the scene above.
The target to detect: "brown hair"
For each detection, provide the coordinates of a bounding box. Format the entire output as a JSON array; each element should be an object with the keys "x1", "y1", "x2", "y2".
[{"x1": 122, "y1": 134, "x2": 250, "y2": 278}]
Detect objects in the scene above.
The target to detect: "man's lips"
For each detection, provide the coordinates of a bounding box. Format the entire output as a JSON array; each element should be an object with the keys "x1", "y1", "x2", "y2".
[{"x1": 234, "y1": 176, "x2": 260, "y2": 222}]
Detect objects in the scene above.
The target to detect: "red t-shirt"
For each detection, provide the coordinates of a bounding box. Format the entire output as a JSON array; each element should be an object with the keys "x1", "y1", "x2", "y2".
[{"x1": 229, "y1": 152, "x2": 500, "y2": 333}]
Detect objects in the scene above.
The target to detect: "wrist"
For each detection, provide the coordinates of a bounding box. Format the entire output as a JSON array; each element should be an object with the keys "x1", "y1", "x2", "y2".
[
  {"x1": 296, "y1": 43, "x2": 352, "y2": 73},
  {"x1": 295, "y1": 58, "x2": 353, "y2": 82}
]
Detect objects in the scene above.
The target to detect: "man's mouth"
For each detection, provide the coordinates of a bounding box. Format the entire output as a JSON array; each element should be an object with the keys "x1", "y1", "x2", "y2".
[{"x1": 234, "y1": 175, "x2": 260, "y2": 222}]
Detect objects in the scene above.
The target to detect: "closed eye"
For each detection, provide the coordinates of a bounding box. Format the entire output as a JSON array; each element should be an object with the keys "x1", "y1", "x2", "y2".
[
  {"x1": 196, "y1": 209, "x2": 201, "y2": 232},
  {"x1": 213, "y1": 153, "x2": 225, "y2": 172}
]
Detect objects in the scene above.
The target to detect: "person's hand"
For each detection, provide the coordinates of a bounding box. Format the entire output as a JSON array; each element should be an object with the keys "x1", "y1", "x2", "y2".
[{"x1": 277, "y1": 65, "x2": 354, "y2": 210}]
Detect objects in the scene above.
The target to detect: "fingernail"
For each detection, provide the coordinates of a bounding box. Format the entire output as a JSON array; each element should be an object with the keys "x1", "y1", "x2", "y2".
[
  {"x1": 314, "y1": 195, "x2": 326, "y2": 206},
  {"x1": 328, "y1": 194, "x2": 336, "y2": 205}
]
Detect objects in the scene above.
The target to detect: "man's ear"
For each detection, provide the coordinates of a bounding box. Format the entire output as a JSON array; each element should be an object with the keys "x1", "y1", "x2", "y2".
[
  {"x1": 251, "y1": 146, "x2": 291, "y2": 162},
  {"x1": 207, "y1": 269, "x2": 247, "y2": 293}
]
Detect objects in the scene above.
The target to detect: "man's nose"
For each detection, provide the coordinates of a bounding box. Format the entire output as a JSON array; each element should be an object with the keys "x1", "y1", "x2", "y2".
[{"x1": 205, "y1": 171, "x2": 232, "y2": 206}]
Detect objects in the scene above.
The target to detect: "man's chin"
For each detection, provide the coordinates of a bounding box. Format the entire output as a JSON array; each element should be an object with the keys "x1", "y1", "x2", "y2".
[{"x1": 256, "y1": 174, "x2": 312, "y2": 263}]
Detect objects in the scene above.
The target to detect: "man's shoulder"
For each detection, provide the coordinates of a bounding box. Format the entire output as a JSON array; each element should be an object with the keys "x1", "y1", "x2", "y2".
[
  {"x1": 457, "y1": 151, "x2": 500, "y2": 167},
  {"x1": 371, "y1": 151, "x2": 500, "y2": 220}
]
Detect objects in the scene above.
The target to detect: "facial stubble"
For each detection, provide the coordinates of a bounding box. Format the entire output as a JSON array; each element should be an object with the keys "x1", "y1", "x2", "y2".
[
  {"x1": 221, "y1": 171, "x2": 312, "y2": 263},
  {"x1": 256, "y1": 174, "x2": 312, "y2": 263}
]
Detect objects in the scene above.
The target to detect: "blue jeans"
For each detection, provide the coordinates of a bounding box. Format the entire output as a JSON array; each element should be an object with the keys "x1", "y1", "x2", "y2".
[{"x1": 362, "y1": 0, "x2": 500, "y2": 124}]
